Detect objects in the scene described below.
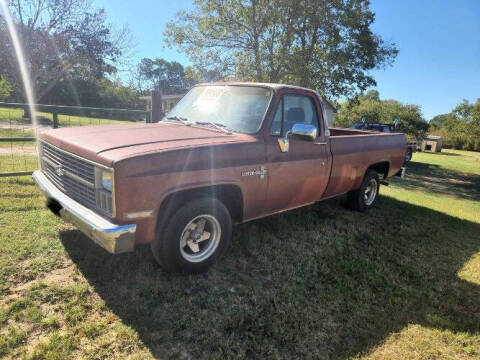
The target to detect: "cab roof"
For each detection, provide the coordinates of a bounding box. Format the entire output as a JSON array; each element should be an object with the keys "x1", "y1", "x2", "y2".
[{"x1": 196, "y1": 81, "x2": 315, "y2": 92}]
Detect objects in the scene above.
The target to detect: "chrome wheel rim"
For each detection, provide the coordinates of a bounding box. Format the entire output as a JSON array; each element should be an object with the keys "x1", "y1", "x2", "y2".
[
  {"x1": 364, "y1": 178, "x2": 378, "y2": 206},
  {"x1": 179, "y1": 214, "x2": 221, "y2": 263}
]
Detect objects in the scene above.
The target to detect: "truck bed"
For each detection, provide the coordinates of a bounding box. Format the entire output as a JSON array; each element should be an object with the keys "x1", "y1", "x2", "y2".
[{"x1": 322, "y1": 127, "x2": 407, "y2": 198}]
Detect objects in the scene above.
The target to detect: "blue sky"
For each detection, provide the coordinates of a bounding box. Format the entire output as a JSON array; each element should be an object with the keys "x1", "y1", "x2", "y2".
[{"x1": 96, "y1": 0, "x2": 480, "y2": 120}]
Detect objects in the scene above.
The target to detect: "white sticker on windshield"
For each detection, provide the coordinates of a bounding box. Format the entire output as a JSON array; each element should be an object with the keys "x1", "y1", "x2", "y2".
[{"x1": 193, "y1": 86, "x2": 229, "y2": 113}]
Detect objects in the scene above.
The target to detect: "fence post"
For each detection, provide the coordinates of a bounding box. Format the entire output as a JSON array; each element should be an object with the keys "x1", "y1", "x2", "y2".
[
  {"x1": 53, "y1": 112, "x2": 59, "y2": 128},
  {"x1": 23, "y1": 105, "x2": 31, "y2": 120},
  {"x1": 151, "y1": 89, "x2": 163, "y2": 123}
]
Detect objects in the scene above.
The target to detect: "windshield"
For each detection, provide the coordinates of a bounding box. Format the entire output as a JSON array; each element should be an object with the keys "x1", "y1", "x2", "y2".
[{"x1": 163, "y1": 85, "x2": 273, "y2": 134}]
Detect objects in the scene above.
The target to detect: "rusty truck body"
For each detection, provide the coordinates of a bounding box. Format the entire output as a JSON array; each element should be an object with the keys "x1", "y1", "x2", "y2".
[{"x1": 34, "y1": 83, "x2": 406, "y2": 273}]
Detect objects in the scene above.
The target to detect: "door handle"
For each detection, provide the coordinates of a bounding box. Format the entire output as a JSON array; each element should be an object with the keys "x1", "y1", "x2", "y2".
[{"x1": 314, "y1": 142, "x2": 327, "y2": 145}]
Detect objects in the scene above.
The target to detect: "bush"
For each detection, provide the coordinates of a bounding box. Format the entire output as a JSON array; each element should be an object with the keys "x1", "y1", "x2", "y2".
[{"x1": 0, "y1": 76, "x2": 12, "y2": 101}]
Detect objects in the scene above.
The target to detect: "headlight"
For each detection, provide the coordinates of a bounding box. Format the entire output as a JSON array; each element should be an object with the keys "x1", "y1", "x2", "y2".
[{"x1": 100, "y1": 170, "x2": 113, "y2": 192}]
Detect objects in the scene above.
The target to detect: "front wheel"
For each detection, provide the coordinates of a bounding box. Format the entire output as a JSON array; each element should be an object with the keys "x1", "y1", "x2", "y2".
[
  {"x1": 346, "y1": 170, "x2": 380, "y2": 211},
  {"x1": 151, "y1": 197, "x2": 232, "y2": 273}
]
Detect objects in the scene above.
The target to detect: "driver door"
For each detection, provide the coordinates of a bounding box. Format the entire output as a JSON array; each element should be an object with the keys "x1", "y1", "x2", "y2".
[{"x1": 265, "y1": 92, "x2": 331, "y2": 213}]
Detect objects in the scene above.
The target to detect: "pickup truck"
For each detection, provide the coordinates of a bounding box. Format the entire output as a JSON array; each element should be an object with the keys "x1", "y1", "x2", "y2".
[{"x1": 33, "y1": 83, "x2": 407, "y2": 273}]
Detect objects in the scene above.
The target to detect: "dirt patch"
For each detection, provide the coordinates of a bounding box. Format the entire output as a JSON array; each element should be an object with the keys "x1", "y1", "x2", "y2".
[
  {"x1": 6, "y1": 262, "x2": 75, "y2": 298},
  {"x1": 0, "y1": 145, "x2": 37, "y2": 155}
]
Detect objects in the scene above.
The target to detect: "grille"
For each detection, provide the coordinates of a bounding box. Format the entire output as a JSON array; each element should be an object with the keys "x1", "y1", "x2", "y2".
[{"x1": 40, "y1": 141, "x2": 113, "y2": 216}]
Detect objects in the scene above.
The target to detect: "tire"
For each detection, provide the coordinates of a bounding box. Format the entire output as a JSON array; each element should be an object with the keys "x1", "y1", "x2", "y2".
[
  {"x1": 151, "y1": 197, "x2": 232, "y2": 273},
  {"x1": 346, "y1": 170, "x2": 380, "y2": 211},
  {"x1": 405, "y1": 148, "x2": 413, "y2": 163}
]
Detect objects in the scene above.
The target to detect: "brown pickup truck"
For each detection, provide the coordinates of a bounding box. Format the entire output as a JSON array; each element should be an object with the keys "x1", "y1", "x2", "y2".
[{"x1": 33, "y1": 83, "x2": 407, "y2": 273}]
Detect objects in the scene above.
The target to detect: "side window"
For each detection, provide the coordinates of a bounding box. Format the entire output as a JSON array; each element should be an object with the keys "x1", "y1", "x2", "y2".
[{"x1": 270, "y1": 95, "x2": 320, "y2": 136}]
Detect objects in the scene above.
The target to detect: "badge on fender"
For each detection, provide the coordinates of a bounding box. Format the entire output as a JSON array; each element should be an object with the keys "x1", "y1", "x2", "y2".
[{"x1": 242, "y1": 166, "x2": 267, "y2": 180}]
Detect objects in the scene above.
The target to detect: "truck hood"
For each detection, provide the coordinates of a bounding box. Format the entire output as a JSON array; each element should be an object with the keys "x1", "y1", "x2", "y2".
[{"x1": 39, "y1": 122, "x2": 256, "y2": 166}]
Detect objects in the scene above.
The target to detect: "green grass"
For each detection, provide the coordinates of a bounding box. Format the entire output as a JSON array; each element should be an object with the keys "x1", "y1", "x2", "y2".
[
  {"x1": 0, "y1": 154, "x2": 38, "y2": 174},
  {"x1": 0, "y1": 150, "x2": 479, "y2": 359},
  {"x1": 0, "y1": 127, "x2": 34, "y2": 138},
  {"x1": 412, "y1": 148, "x2": 480, "y2": 175},
  {"x1": 384, "y1": 149, "x2": 480, "y2": 223}
]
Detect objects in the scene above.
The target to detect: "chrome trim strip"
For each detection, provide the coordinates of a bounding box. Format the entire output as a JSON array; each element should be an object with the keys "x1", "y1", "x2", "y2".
[
  {"x1": 42, "y1": 156, "x2": 60, "y2": 169},
  {"x1": 125, "y1": 210, "x2": 153, "y2": 220},
  {"x1": 64, "y1": 170, "x2": 95, "y2": 189},
  {"x1": 33, "y1": 170, "x2": 134, "y2": 254}
]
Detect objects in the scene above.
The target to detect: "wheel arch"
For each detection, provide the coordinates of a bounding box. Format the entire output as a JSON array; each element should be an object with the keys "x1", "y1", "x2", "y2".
[
  {"x1": 367, "y1": 161, "x2": 390, "y2": 179},
  {"x1": 156, "y1": 184, "x2": 244, "y2": 229}
]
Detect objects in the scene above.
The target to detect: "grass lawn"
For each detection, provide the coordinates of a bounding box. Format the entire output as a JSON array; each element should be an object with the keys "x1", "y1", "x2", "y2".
[
  {"x1": 0, "y1": 127, "x2": 35, "y2": 150},
  {"x1": 0, "y1": 149, "x2": 479, "y2": 359}
]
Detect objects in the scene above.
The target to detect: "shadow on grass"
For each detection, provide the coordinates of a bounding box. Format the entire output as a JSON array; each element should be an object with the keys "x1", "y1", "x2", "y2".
[
  {"x1": 60, "y1": 196, "x2": 480, "y2": 359},
  {"x1": 395, "y1": 160, "x2": 480, "y2": 201},
  {"x1": 418, "y1": 151, "x2": 461, "y2": 157}
]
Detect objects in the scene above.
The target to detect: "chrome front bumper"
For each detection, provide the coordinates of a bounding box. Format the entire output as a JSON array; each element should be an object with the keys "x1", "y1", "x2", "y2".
[{"x1": 33, "y1": 170, "x2": 136, "y2": 254}]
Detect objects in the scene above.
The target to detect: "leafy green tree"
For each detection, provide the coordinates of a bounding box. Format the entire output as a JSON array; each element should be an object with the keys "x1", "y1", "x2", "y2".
[
  {"x1": 165, "y1": 0, "x2": 398, "y2": 97},
  {"x1": 0, "y1": 76, "x2": 12, "y2": 100},
  {"x1": 136, "y1": 58, "x2": 196, "y2": 94},
  {"x1": 430, "y1": 99, "x2": 480, "y2": 151},
  {"x1": 0, "y1": 0, "x2": 130, "y2": 103},
  {"x1": 336, "y1": 90, "x2": 428, "y2": 140}
]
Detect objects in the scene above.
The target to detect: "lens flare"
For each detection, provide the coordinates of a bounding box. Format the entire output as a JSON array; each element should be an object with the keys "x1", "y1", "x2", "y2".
[{"x1": 0, "y1": 0, "x2": 38, "y2": 132}]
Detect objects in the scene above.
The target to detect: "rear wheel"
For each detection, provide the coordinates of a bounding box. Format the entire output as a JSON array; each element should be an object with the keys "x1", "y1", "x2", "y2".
[
  {"x1": 346, "y1": 170, "x2": 380, "y2": 211},
  {"x1": 151, "y1": 197, "x2": 232, "y2": 273}
]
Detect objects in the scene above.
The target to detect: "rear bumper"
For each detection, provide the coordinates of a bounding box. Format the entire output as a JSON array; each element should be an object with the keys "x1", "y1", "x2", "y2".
[{"x1": 33, "y1": 170, "x2": 136, "y2": 254}]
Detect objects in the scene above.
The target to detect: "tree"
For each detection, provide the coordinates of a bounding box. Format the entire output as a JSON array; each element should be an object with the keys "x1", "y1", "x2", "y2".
[
  {"x1": 0, "y1": 76, "x2": 12, "y2": 100},
  {"x1": 335, "y1": 91, "x2": 429, "y2": 140},
  {"x1": 0, "y1": 0, "x2": 130, "y2": 104},
  {"x1": 136, "y1": 58, "x2": 195, "y2": 94},
  {"x1": 165, "y1": 0, "x2": 398, "y2": 97},
  {"x1": 430, "y1": 99, "x2": 480, "y2": 151}
]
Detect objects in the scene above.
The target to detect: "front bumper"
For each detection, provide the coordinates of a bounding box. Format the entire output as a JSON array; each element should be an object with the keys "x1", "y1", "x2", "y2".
[{"x1": 33, "y1": 170, "x2": 136, "y2": 254}]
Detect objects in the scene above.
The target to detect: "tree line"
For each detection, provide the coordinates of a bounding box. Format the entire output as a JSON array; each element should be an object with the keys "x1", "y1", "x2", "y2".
[
  {"x1": 335, "y1": 91, "x2": 480, "y2": 151},
  {"x1": 1, "y1": 0, "x2": 399, "y2": 107},
  {"x1": 430, "y1": 99, "x2": 480, "y2": 151},
  {"x1": 335, "y1": 90, "x2": 429, "y2": 141},
  {"x1": 0, "y1": 0, "x2": 477, "y2": 150}
]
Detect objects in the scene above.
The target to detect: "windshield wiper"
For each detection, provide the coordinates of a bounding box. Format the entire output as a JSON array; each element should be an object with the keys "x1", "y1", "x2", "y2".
[
  {"x1": 165, "y1": 115, "x2": 189, "y2": 123},
  {"x1": 194, "y1": 121, "x2": 232, "y2": 134}
]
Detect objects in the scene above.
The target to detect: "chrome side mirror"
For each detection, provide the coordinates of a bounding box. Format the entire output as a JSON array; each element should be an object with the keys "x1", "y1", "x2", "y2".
[{"x1": 278, "y1": 123, "x2": 317, "y2": 153}]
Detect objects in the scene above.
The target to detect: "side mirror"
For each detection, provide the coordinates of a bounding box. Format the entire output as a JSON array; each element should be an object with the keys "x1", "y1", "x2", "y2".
[
  {"x1": 278, "y1": 123, "x2": 317, "y2": 153},
  {"x1": 291, "y1": 123, "x2": 317, "y2": 141}
]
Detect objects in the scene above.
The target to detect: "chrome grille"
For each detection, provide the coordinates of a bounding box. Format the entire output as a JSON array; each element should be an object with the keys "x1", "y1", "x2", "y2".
[
  {"x1": 40, "y1": 141, "x2": 112, "y2": 216},
  {"x1": 41, "y1": 142, "x2": 95, "y2": 183}
]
